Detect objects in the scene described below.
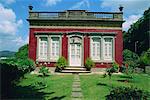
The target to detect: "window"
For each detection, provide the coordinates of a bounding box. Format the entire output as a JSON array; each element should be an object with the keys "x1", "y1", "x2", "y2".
[
  {"x1": 103, "y1": 38, "x2": 113, "y2": 60},
  {"x1": 50, "y1": 37, "x2": 60, "y2": 60},
  {"x1": 39, "y1": 37, "x2": 48, "y2": 59},
  {"x1": 91, "y1": 37, "x2": 101, "y2": 60}
]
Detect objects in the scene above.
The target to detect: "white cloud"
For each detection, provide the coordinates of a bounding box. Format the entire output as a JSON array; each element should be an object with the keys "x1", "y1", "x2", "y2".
[
  {"x1": 70, "y1": 0, "x2": 90, "y2": 9},
  {"x1": 123, "y1": 14, "x2": 142, "y2": 31},
  {"x1": 100, "y1": 0, "x2": 150, "y2": 30},
  {"x1": 0, "y1": 3, "x2": 26, "y2": 51},
  {"x1": 100, "y1": 0, "x2": 150, "y2": 15},
  {"x1": 45, "y1": 0, "x2": 62, "y2": 6},
  {"x1": 0, "y1": 3, "x2": 23, "y2": 35}
]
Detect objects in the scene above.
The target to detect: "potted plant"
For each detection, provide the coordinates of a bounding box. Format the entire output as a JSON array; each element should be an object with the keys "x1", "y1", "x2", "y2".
[
  {"x1": 85, "y1": 58, "x2": 95, "y2": 71},
  {"x1": 55, "y1": 56, "x2": 68, "y2": 72}
]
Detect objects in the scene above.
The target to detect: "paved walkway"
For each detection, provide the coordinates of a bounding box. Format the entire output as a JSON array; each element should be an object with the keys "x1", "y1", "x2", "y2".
[{"x1": 71, "y1": 74, "x2": 83, "y2": 100}]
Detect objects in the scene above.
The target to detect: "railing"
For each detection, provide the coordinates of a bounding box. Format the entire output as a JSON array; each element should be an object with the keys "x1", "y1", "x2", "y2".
[{"x1": 29, "y1": 11, "x2": 123, "y2": 20}]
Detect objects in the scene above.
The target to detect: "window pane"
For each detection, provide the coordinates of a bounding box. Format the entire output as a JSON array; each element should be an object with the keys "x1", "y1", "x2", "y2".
[
  {"x1": 104, "y1": 38, "x2": 113, "y2": 60},
  {"x1": 51, "y1": 37, "x2": 60, "y2": 59},
  {"x1": 39, "y1": 37, "x2": 47, "y2": 59},
  {"x1": 91, "y1": 37, "x2": 101, "y2": 60}
]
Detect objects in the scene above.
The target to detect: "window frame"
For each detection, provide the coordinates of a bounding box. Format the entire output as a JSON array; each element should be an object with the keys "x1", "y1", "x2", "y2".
[
  {"x1": 90, "y1": 36, "x2": 115, "y2": 63},
  {"x1": 36, "y1": 35, "x2": 62, "y2": 62},
  {"x1": 102, "y1": 36, "x2": 115, "y2": 62},
  {"x1": 90, "y1": 36, "x2": 102, "y2": 62},
  {"x1": 50, "y1": 36, "x2": 61, "y2": 61}
]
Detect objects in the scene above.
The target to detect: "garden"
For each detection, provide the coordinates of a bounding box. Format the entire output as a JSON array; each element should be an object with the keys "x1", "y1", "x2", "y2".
[{"x1": 1, "y1": 44, "x2": 150, "y2": 99}]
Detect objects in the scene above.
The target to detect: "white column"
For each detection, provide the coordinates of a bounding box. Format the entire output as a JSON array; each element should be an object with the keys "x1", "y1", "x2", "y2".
[{"x1": 48, "y1": 36, "x2": 51, "y2": 61}]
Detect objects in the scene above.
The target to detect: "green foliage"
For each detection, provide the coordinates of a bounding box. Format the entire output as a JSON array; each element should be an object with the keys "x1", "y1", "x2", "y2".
[
  {"x1": 123, "y1": 49, "x2": 139, "y2": 73},
  {"x1": 85, "y1": 58, "x2": 95, "y2": 71},
  {"x1": 1, "y1": 58, "x2": 35, "y2": 73},
  {"x1": 120, "y1": 65, "x2": 127, "y2": 73},
  {"x1": 124, "y1": 8, "x2": 150, "y2": 55},
  {"x1": 139, "y1": 48, "x2": 150, "y2": 66},
  {"x1": 106, "y1": 86, "x2": 150, "y2": 100},
  {"x1": 107, "y1": 62, "x2": 119, "y2": 73},
  {"x1": 39, "y1": 66, "x2": 49, "y2": 77},
  {"x1": 55, "y1": 56, "x2": 68, "y2": 72},
  {"x1": 15, "y1": 44, "x2": 28, "y2": 59},
  {"x1": 0, "y1": 61, "x2": 27, "y2": 98}
]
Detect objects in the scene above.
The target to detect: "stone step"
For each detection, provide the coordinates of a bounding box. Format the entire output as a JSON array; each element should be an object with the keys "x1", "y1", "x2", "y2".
[
  {"x1": 61, "y1": 70, "x2": 91, "y2": 73},
  {"x1": 72, "y1": 84, "x2": 80, "y2": 88},
  {"x1": 64, "y1": 67, "x2": 86, "y2": 71},
  {"x1": 72, "y1": 87, "x2": 82, "y2": 92},
  {"x1": 72, "y1": 92, "x2": 83, "y2": 98}
]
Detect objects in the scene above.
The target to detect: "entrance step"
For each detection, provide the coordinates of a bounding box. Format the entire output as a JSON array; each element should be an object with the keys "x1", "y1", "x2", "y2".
[
  {"x1": 64, "y1": 67, "x2": 86, "y2": 71},
  {"x1": 61, "y1": 70, "x2": 90, "y2": 73},
  {"x1": 61, "y1": 66, "x2": 91, "y2": 73}
]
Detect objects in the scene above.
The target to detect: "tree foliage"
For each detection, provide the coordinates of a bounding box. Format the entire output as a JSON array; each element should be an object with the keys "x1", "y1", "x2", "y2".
[
  {"x1": 123, "y1": 8, "x2": 150, "y2": 55},
  {"x1": 123, "y1": 49, "x2": 139, "y2": 72},
  {"x1": 139, "y1": 48, "x2": 150, "y2": 66},
  {"x1": 15, "y1": 44, "x2": 28, "y2": 59}
]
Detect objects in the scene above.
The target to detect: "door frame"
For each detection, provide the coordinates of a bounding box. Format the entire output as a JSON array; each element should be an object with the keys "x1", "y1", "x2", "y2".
[{"x1": 68, "y1": 34, "x2": 84, "y2": 67}]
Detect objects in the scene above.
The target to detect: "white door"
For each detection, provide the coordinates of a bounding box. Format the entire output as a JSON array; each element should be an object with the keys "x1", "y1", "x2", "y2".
[{"x1": 70, "y1": 43, "x2": 81, "y2": 66}]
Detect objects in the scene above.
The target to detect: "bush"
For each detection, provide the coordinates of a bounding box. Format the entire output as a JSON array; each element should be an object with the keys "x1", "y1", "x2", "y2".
[
  {"x1": 85, "y1": 58, "x2": 95, "y2": 71},
  {"x1": 139, "y1": 48, "x2": 150, "y2": 72},
  {"x1": 55, "y1": 56, "x2": 68, "y2": 72},
  {"x1": 119, "y1": 65, "x2": 126, "y2": 73},
  {"x1": 123, "y1": 49, "x2": 139, "y2": 72},
  {"x1": 0, "y1": 62, "x2": 25, "y2": 98},
  {"x1": 17, "y1": 58, "x2": 36, "y2": 73},
  {"x1": 106, "y1": 62, "x2": 119, "y2": 73},
  {"x1": 106, "y1": 86, "x2": 150, "y2": 100},
  {"x1": 39, "y1": 66, "x2": 49, "y2": 77}
]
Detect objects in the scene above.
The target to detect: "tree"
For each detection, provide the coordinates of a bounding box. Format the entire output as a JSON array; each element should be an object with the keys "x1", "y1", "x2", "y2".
[
  {"x1": 124, "y1": 8, "x2": 150, "y2": 55},
  {"x1": 15, "y1": 44, "x2": 28, "y2": 59}
]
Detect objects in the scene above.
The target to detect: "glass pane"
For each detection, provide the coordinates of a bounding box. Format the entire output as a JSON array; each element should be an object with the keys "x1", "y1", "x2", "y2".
[
  {"x1": 40, "y1": 37, "x2": 47, "y2": 41},
  {"x1": 105, "y1": 38, "x2": 112, "y2": 42}
]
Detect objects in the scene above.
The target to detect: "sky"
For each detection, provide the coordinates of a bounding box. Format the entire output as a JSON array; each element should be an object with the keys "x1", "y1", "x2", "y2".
[{"x1": 0, "y1": 0, "x2": 150, "y2": 52}]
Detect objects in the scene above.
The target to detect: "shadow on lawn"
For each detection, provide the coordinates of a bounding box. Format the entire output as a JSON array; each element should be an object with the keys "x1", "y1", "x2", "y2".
[
  {"x1": 2, "y1": 85, "x2": 54, "y2": 99},
  {"x1": 97, "y1": 82, "x2": 114, "y2": 88},
  {"x1": 2, "y1": 84, "x2": 66, "y2": 100}
]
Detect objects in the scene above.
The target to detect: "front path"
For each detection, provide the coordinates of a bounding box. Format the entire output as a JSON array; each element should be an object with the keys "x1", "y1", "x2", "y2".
[{"x1": 72, "y1": 74, "x2": 83, "y2": 100}]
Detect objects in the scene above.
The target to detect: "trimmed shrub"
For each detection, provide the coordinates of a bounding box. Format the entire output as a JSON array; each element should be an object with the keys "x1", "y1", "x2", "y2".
[
  {"x1": 85, "y1": 58, "x2": 95, "y2": 71},
  {"x1": 55, "y1": 56, "x2": 68, "y2": 72},
  {"x1": 106, "y1": 86, "x2": 150, "y2": 100}
]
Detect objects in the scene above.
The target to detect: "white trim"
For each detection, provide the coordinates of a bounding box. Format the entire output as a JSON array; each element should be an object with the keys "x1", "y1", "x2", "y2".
[
  {"x1": 103, "y1": 36, "x2": 115, "y2": 62},
  {"x1": 68, "y1": 34, "x2": 83, "y2": 66},
  {"x1": 90, "y1": 35, "x2": 115, "y2": 63},
  {"x1": 90, "y1": 36, "x2": 102, "y2": 62},
  {"x1": 36, "y1": 35, "x2": 62, "y2": 62}
]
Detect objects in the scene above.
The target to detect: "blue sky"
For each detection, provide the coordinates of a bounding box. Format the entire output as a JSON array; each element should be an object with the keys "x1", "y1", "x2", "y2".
[{"x1": 0, "y1": 0, "x2": 150, "y2": 51}]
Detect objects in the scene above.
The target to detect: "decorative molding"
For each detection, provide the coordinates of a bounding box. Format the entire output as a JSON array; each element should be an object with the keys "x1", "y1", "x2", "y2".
[{"x1": 30, "y1": 26, "x2": 122, "y2": 30}]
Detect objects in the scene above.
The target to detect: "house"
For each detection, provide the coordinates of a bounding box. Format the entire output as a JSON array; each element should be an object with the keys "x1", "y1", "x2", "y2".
[{"x1": 27, "y1": 6, "x2": 124, "y2": 68}]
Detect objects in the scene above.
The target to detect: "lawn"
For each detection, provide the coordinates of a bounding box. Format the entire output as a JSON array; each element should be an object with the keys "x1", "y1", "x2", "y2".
[
  {"x1": 80, "y1": 74, "x2": 150, "y2": 100},
  {"x1": 11, "y1": 74, "x2": 74, "y2": 100},
  {"x1": 9, "y1": 73, "x2": 149, "y2": 100}
]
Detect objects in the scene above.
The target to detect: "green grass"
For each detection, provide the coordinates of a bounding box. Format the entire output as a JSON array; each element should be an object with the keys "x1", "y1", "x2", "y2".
[
  {"x1": 10, "y1": 73, "x2": 150, "y2": 100},
  {"x1": 80, "y1": 74, "x2": 150, "y2": 100},
  {"x1": 12, "y1": 74, "x2": 74, "y2": 100}
]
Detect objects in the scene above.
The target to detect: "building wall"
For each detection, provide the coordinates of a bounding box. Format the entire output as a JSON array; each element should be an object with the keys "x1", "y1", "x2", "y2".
[{"x1": 29, "y1": 27, "x2": 123, "y2": 67}]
